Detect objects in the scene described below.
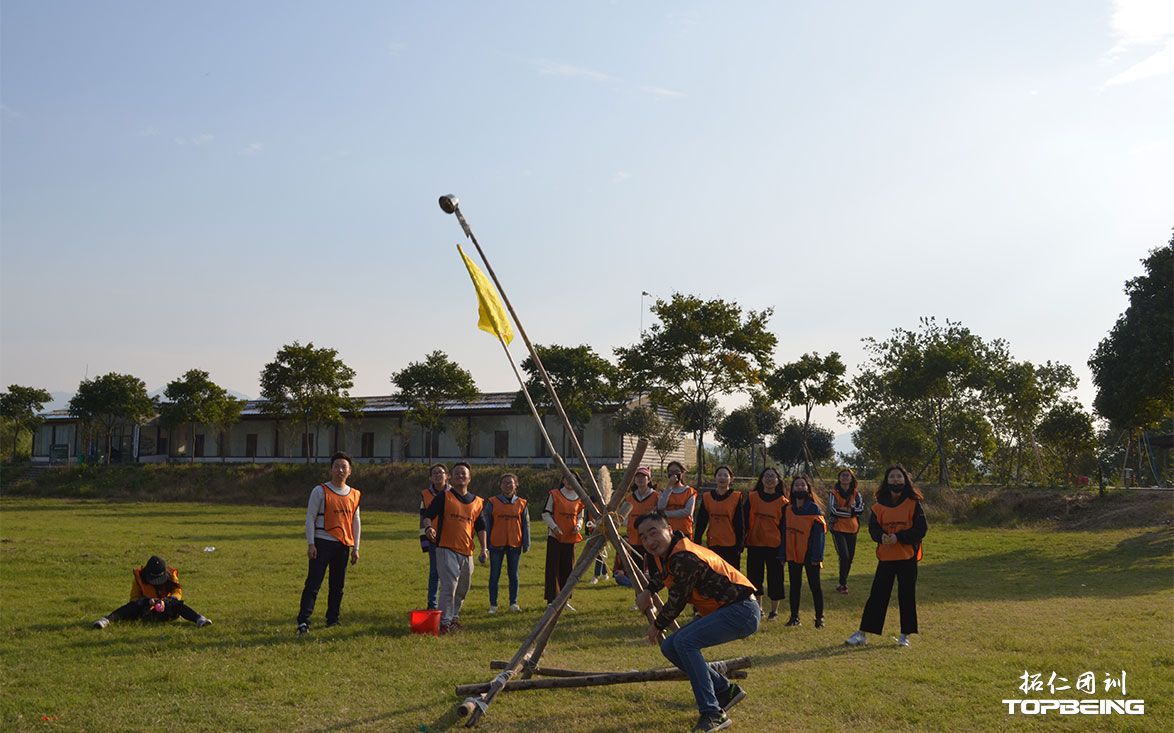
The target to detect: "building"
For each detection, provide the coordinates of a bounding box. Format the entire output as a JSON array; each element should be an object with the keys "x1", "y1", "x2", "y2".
[{"x1": 31, "y1": 392, "x2": 694, "y2": 468}]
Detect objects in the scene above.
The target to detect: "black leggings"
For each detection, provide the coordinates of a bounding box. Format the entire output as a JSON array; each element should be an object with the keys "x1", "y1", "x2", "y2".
[
  {"x1": 744, "y1": 546, "x2": 784, "y2": 601},
  {"x1": 108, "y1": 597, "x2": 201, "y2": 623},
  {"x1": 787, "y1": 562, "x2": 824, "y2": 620},
  {"x1": 831, "y1": 531, "x2": 858, "y2": 586}
]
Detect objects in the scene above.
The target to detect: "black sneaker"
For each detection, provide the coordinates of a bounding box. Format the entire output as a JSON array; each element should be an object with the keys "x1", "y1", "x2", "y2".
[
  {"x1": 814, "y1": 617, "x2": 825, "y2": 629},
  {"x1": 325, "y1": 620, "x2": 340, "y2": 628},
  {"x1": 296, "y1": 623, "x2": 309, "y2": 635},
  {"x1": 716, "y1": 683, "x2": 746, "y2": 712},
  {"x1": 691, "y1": 711, "x2": 731, "y2": 732},
  {"x1": 767, "y1": 611, "x2": 778, "y2": 621},
  {"x1": 785, "y1": 617, "x2": 801, "y2": 627}
]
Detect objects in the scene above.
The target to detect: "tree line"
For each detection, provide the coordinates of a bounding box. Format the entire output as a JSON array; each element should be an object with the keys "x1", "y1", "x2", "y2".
[{"x1": 3, "y1": 235, "x2": 1169, "y2": 486}]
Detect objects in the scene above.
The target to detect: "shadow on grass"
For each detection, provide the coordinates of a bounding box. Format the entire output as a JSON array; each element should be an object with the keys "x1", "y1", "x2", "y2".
[{"x1": 922, "y1": 527, "x2": 1173, "y2": 603}]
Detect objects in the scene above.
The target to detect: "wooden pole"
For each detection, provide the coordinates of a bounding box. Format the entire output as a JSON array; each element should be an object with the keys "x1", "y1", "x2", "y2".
[{"x1": 458, "y1": 658, "x2": 751, "y2": 696}]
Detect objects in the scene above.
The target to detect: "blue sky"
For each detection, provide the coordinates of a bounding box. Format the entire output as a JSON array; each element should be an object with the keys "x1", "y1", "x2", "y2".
[{"x1": 2, "y1": 1, "x2": 1171, "y2": 442}]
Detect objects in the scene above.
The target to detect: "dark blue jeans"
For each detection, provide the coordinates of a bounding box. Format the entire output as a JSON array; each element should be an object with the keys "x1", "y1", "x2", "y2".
[
  {"x1": 297, "y1": 538, "x2": 349, "y2": 626},
  {"x1": 660, "y1": 596, "x2": 760, "y2": 715},
  {"x1": 427, "y1": 546, "x2": 440, "y2": 610},
  {"x1": 487, "y1": 546, "x2": 521, "y2": 606}
]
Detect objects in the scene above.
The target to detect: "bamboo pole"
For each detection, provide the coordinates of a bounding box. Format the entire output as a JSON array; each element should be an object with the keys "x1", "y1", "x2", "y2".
[{"x1": 458, "y1": 658, "x2": 751, "y2": 695}]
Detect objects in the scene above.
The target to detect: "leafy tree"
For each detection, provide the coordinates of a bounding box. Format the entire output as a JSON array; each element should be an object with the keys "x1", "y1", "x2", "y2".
[
  {"x1": 68, "y1": 373, "x2": 155, "y2": 464},
  {"x1": 260, "y1": 342, "x2": 359, "y2": 464},
  {"x1": 769, "y1": 419, "x2": 835, "y2": 476},
  {"x1": 985, "y1": 357, "x2": 1078, "y2": 482},
  {"x1": 842, "y1": 318, "x2": 996, "y2": 486},
  {"x1": 0, "y1": 385, "x2": 53, "y2": 461},
  {"x1": 513, "y1": 343, "x2": 619, "y2": 457},
  {"x1": 612, "y1": 404, "x2": 658, "y2": 442},
  {"x1": 391, "y1": 350, "x2": 477, "y2": 463},
  {"x1": 844, "y1": 412, "x2": 935, "y2": 478},
  {"x1": 766, "y1": 352, "x2": 848, "y2": 474},
  {"x1": 649, "y1": 413, "x2": 684, "y2": 471},
  {"x1": 160, "y1": 370, "x2": 244, "y2": 462},
  {"x1": 616, "y1": 294, "x2": 776, "y2": 484},
  {"x1": 716, "y1": 399, "x2": 782, "y2": 473},
  {"x1": 1036, "y1": 400, "x2": 1096, "y2": 484}
]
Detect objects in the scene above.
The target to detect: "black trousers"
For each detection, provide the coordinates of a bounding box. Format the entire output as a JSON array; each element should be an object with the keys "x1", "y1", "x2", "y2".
[
  {"x1": 710, "y1": 546, "x2": 742, "y2": 572},
  {"x1": 859, "y1": 559, "x2": 918, "y2": 635},
  {"x1": 787, "y1": 561, "x2": 824, "y2": 620},
  {"x1": 108, "y1": 597, "x2": 201, "y2": 623},
  {"x1": 545, "y1": 538, "x2": 575, "y2": 602},
  {"x1": 298, "y1": 538, "x2": 350, "y2": 626},
  {"x1": 831, "y1": 531, "x2": 858, "y2": 586},
  {"x1": 744, "y1": 546, "x2": 784, "y2": 601}
]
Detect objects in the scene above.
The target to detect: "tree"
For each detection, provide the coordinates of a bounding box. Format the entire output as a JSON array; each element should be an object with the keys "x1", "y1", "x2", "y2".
[
  {"x1": 1089, "y1": 237, "x2": 1173, "y2": 484},
  {"x1": 391, "y1": 350, "x2": 477, "y2": 464},
  {"x1": 716, "y1": 399, "x2": 781, "y2": 474},
  {"x1": 985, "y1": 357, "x2": 1078, "y2": 482},
  {"x1": 650, "y1": 412, "x2": 684, "y2": 471},
  {"x1": 1036, "y1": 400, "x2": 1096, "y2": 484},
  {"x1": 160, "y1": 370, "x2": 243, "y2": 462},
  {"x1": 844, "y1": 412, "x2": 935, "y2": 478},
  {"x1": 769, "y1": 419, "x2": 835, "y2": 476},
  {"x1": 766, "y1": 352, "x2": 848, "y2": 474},
  {"x1": 68, "y1": 373, "x2": 155, "y2": 464},
  {"x1": 513, "y1": 344, "x2": 619, "y2": 458},
  {"x1": 842, "y1": 318, "x2": 996, "y2": 486},
  {"x1": 616, "y1": 294, "x2": 776, "y2": 484},
  {"x1": 0, "y1": 385, "x2": 53, "y2": 461},
  {"x1": 612, "y1": 404, "x2": 658, "y2": 443},
  {"x1": 260, "y1": 342, "x2": 359, "y2": 464}
]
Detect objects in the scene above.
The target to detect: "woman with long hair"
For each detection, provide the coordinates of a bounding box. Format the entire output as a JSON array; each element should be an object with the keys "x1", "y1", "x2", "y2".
[
  {"x1": 780, "y1": 475, "x2": 827, "y2": 627},
  {"x1": 657, "y1": 460, "x2": 697, "y2": 537},
  {"x1": 845, "y1": 465, "x2": 927, "y2": 648},
  {"x1": 827, "y1": 468, "x2": 865, "y2": 594},
  {"x1": 742, "y1": 466, "x2": 788, "y2": 619},
  {"x1": 694, "y1": 465, "x2": 745, "y2": 570},
  {"x1": 542, "y1": 473, "x2": 585, "y2": 611}
]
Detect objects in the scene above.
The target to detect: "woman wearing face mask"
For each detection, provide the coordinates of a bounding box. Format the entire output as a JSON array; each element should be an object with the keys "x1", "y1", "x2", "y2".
[
  {"x1": 845, "y1": 465, "x2": 927, "y2": 648},
  {"x1": 694, "y1": 465, "x2": 745, "y2": 570},
  {"x1": 621, "y1": 467, "x2": 660, "y2": 572},
  {"x1": 780, "y1": 475, "x2": 827, "y2": 628},
  {"x1": 827, "y1": 468, "x2": 865, "y2": 594},
  {"x1": 742, "y1": 467, "x2": 788, "y2": 619}
]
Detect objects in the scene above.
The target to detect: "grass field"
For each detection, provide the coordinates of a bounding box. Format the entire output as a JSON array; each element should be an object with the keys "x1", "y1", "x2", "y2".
[{"x1": 1, "y1": 498, "x2": 1171, "y2": 732}]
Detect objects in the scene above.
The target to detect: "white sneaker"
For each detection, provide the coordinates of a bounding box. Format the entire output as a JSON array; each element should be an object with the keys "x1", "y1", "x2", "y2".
[
  {"x1": 897, "y1": 634, "x2": 910, "y2": 647},
  {"x1": 845, "y1": 630, "x2": 867, "y2": 646},
  {"x1": 590, "y1": 577, "x2": 599, "y2": 585},
  {"x1": 564, "y1": 602, "x2": 576, "y2": 612},
  {"x1": 508, "y1": 604, "x2": 521, "y2": 612},
  {"x1": 92, "y1": 617, "x2": 109, "y2": 629},
  {"x1": 488, "y1": 606, "x2": 497, "y2": 614},
  {"x1": 195, "y1": 616, "x2": 212, "y2": 628},
  {"x1": 630, "y1": 602, "x2": 640, "y2": 611}
]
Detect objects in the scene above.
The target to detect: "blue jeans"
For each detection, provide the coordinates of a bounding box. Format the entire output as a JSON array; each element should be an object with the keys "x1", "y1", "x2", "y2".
[
  {"x1": 488, "y1": 547, "x2": 521, "y2": 606},
  {"x1": 427, "y1": 546, "x2": 439, "y2": 610},
  {"x1": 659, "y1": 596, "x2": 760, "y2": 715}
]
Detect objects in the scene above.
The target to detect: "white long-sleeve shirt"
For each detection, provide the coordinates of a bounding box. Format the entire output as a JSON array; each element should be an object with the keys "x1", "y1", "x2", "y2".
[
  {"x1": 657, "y1": 484, "x2": 696, "y2": 519},
  {"x1": 305, "y1": 482, "x2": 361, "y2": 550},
  {"x1": 541, "y1": 486, "x2": 585, "y2": 537}
]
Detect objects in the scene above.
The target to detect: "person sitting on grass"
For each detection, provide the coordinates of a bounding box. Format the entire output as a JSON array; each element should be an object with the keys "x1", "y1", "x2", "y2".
[
  {"x1": 636, "y1": 510, "x2": 759, "y2": 733},
  {"x1": 92, "y1": 555, "x2": 210, "y2": 629}
]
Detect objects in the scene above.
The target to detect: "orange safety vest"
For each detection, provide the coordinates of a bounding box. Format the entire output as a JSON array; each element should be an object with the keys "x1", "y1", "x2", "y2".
[
  {"x1": 783, "y1": 508, "x2": 827, "y2": 564},
  {"x1": 873, "y1": 498, "x2": 923, "y2": 561},
  {"x1": 653, "y1": 537, "x2": 756, "y2": 616},
  {"x1": 438, "y1": 490, "x2": 484, "y2": 555},
  {"x1": 662, "y1": 486, "x2": 697, "y2": 537},
  {"x1": 488, "y1": 495, "x2": 527, "y2": 548},
  {"x1": 548, "y1": 489, "x2": 584, "y2": 544},
  {"x1": 625, "y1": 489, "x2": 661, "y2": 545},
  {"x1": 322, "y1": 485, "x2": 361, "y2": 547},
  {"x1": 421, "y1": 485, "x2": 446, "y2": 530},
  {"x1": 700, "y1": 490, "x2": 742, "y2": 548},
  {"x1": 746, "y1": 491, "x2": 788, "y2": 548},
  {"x1": 133, "y1": 567, "x2": 182, "y2": 600},
  {"x1": 830, "y1": 488, "x2": 860, "y2": 533}
]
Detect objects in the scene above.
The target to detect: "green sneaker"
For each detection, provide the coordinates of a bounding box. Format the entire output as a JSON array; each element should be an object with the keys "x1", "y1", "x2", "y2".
[
  {"x1": 716, "y1": 683, "x2": 746, "y2": 711},
  {"x1": 691, "y1": 711, "x2": 731, "y2": 732}
]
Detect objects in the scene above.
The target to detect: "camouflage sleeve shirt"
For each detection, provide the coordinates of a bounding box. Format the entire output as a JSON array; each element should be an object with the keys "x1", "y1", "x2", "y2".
[{"x1": 646, "y1": 538, "x2": 752, "y2": 631}]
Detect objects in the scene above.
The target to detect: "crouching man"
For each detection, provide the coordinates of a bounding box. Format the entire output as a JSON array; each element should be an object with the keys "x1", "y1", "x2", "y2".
[{"x1": 635, "y1": 510, "x2": 759, "y2": 733}]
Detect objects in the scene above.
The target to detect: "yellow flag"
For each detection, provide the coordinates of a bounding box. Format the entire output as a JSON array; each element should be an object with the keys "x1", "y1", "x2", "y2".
[{"x1": 457, "y1": 244, "x2": 514, "y2": 345}]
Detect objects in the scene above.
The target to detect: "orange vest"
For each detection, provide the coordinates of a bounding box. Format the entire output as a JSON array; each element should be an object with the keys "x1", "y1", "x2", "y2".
[
  {"x1": 421, "y1": 486, "x2": 446, "y2": 530},
  {"x1": 830, "y1": 488, "x2": 860, "y2": 533},
  {"x1": 488, "y1": 495, "x2": 527, "y2": 548},
  {"x1": 438, "y1": 490, "x2": 484, "y2": 555},
  {"x1": 133, "y1": 567, "x2": 181, "y2": 600},
  {"x1": 625, "y1": 489, "x2": 661, "y2": 545},
  {"x1": 873, "y1": 498, "x2": 923, "y2": 561},
  {"x1": 653, "y1": 537, "x2": 756, "y2": 616},
  {"x1": 662, "y1": 486, "x2": 696, "y2": 537},
  {"x1": 783, "y1": 508, "x2": 827, "y2": 564},
  {"x1": 700, "y1": 490, "x2": 742, "y2": 548},
  {"x1": 746, "y1": 491, "x2": 788, "y2": 547},
  {"x1": 322, "y1": 485, "x2": 361, "y2": 547},
  {"x1": 549, "y1": 489, "x2": 584, "y2": 543}
]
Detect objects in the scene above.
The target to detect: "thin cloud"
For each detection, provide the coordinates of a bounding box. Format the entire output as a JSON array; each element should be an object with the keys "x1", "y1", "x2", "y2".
[
  {"x1": 138, "y1": 126, "x2": 159, "y2": 137},
  {"x1": 174, "y1": 133, "x2": 213, "y2": 146},
  {"x1": 640, "y1": 85, "x2": 687, "y2": 99},
  {"x1": 612, "y1": 171, "x2": 631, "y2": 184},
  {"x1": 536, "y1": 61, "x2": 613, "y2": 82},
  {"x1": 1103, "y1": 0, "x2": 1174, "y2": 87},
  {"x1": 239, "y1": 142, "x2": 264, "y2": 156},
  {"x1": 387, "y1": 41, "x2": 405, "y2": 57}
]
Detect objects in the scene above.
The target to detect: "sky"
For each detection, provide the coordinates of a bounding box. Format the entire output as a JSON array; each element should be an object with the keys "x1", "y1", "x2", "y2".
[{"x1": 1, "y1": 1, "x2": 1171, "y2": 447}]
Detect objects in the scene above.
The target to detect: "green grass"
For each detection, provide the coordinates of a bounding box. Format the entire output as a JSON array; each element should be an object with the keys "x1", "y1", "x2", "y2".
[{"x1": 1, "y1": 498, "x2": 1171, "y2": 732}]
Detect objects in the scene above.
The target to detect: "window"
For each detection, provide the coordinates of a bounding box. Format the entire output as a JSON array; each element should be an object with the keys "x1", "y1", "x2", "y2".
[
  {"x1": 494, "y1": 430, "x2": 509, "y2": 459},
  {"x1": 301, "y1": 433, "x2": 316, "y2": 458},
  {"x1": 194, "y1": 434, "x2": 206, "y2": 458},
  {"x1": 245, "y1": 434, "x2": 258, "y2": 458},
  {"x1": 361, "y1": 432, "x2": 375, "y2": 458}
]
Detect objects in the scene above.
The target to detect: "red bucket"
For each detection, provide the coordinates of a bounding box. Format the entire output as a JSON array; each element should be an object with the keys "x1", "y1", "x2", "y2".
[{"x1": 409, "y1": 609, "x2": 442, "y2": 636}]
